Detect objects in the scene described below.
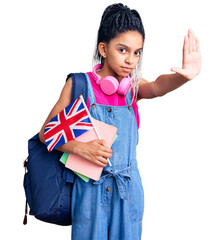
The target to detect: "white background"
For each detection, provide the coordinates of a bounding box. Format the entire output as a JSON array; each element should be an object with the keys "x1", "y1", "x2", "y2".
[{"x1": 1, "y1": 0, "x2": 224, "y2": 239}]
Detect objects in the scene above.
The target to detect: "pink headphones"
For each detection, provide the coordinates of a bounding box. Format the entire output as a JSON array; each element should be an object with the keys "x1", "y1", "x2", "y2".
[{"x1": 91, "y1": 64, "x2": 132, "y2": 96}]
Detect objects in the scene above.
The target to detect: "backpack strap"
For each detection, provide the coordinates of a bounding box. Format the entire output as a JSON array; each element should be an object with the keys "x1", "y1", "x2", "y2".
[
  {"x1": 63, "y1": 72, "x2": 88, "y2": 183},
  {"x1": 66, "y1": 73, "x2": 88, "y2": 103}
]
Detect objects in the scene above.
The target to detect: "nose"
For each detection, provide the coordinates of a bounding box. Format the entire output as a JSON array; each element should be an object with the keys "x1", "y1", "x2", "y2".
[{"x1": 125, "y1": 53, "x2": 134, "y2": 65}]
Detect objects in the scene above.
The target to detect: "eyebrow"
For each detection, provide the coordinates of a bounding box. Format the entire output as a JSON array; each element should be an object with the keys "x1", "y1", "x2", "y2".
[{"x1": 117, "y1": 44, "x2": 143, "y2": 51}]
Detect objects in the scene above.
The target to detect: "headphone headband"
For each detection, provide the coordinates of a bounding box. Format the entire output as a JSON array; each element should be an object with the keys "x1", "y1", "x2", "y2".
[{"x1": 92, "y1": 64, "x2": 103, "y2": 84}]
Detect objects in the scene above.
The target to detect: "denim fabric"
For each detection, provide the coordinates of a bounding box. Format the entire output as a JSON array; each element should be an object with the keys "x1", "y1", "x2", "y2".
[{"x1": 71, "y1": 73, "x2": 144, "y2": 240}]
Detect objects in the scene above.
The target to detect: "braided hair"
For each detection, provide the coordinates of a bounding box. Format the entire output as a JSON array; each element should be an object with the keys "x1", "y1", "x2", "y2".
[{"x1": 93, "y1": 3, "x2": 145, "y2": 102}]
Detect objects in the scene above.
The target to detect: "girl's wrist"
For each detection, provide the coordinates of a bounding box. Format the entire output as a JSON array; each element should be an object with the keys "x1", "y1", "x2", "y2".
[
  {"x1": 55, "y1": 140, "x2": 81, "y2": 155},
  {"x1": 71, "y1": 140, "x2": 84, "y2": 156},
  {"x1": 173, "y1": 72, "x2": 190, "y2": 82}
]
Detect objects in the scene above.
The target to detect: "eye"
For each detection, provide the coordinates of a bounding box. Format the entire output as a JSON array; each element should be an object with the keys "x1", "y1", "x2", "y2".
[
  {"x1": 134, "y1": 51, "x2": 141, "y2": 56},
  {"x1": 119, "y1": 48, "x2": 126, "y2": 54}
]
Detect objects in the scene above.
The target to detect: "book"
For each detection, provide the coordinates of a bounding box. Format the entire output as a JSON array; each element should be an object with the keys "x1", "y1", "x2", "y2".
[
  {"x1": 65, "y1": 118, "x2": 117, "y2": 181},
  {"x1": 60, "y1": 134, "x2": 118, "y2": 182},
  {"x1": 60, "y1": 153, "x2": 90, "y2": 182}
]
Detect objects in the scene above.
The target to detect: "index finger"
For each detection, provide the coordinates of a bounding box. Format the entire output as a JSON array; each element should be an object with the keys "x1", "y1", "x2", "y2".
[{"x1": 100, "y1": 144, "x2": 113, "y2": 153}]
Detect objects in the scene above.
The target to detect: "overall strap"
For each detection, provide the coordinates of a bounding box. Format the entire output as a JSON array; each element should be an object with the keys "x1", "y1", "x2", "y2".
[
  {"x1": 125, "y1": 90, "x2": 132, "y2": 107},
  {"x1": 66, "y1": 73, "x2": 88, "y2": 103}
]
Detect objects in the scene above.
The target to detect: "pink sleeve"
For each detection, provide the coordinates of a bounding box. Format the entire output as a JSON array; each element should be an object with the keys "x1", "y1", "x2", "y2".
[
  {"x1": 131, "y1": 95, "x2": 140, "y2": 129},
  {"x1": 87, "y1": 96, "x2": 90, "y2": 110}
]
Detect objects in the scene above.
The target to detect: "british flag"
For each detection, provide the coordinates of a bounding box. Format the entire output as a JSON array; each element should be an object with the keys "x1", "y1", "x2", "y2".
[{"x1": 44, "y1": 97, "x2": 93, "y2": 152}]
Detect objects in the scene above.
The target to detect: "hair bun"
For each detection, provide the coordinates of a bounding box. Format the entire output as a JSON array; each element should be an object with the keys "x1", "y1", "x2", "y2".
[{"x1": 118, "y1": 5, "x2": 130, "y2": 12}]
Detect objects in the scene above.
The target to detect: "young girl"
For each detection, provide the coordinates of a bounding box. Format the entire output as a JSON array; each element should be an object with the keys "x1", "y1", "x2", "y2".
[{"x1": 39, "y1": 3, "x2": 201, "y2": 239}]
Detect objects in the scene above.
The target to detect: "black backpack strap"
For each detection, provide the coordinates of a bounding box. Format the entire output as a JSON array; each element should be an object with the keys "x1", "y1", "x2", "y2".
[{"x1": 66, "y1": 73, "x2": 88, "y2": 103}]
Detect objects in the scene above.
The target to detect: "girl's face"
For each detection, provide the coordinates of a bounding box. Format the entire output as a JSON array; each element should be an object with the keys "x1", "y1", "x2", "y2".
[{"x1": 98, "y1": 31, "x2": 143, "y2": 82}]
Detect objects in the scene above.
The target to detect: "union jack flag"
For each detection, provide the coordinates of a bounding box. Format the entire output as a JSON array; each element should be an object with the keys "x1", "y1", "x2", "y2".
[{"x1": 44, "y1": 97, "x2": 93, "y2": 152}]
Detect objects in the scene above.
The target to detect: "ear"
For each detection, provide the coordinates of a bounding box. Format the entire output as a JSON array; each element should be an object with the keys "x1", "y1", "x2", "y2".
[{"x1": 98, "y1": 42, "x2": 107, "y2": 59}]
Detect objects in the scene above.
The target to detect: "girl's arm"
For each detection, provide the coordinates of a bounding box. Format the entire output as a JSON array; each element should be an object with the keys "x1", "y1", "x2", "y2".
[
  {"x1": 39, "y1": 77, "x2": 73, "y2": 143},
  {"x1": 137, "y1": 29, "x2": 201, "y2": 100},
  {"x1": 39, "y1": 77, "x2": 112, "y2": 167}
]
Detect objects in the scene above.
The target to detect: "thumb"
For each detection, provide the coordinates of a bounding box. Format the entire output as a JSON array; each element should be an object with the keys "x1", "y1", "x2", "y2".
[{"x1": 170, "y1": 67, "x2": 187, "y2": 76}]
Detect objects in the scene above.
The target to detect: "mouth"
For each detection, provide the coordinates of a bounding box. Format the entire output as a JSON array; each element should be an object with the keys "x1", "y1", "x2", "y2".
[{"x1": 121, "y1": 67, "x2": 132, "y2": 73}]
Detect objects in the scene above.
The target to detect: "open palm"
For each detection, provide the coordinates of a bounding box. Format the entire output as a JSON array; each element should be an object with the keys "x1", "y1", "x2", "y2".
[{"x1": 171, "y1": 29, "x2": 202, "y2": 80}]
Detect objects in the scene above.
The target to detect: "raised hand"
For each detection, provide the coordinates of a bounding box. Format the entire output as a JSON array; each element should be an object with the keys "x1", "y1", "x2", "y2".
[{"x1": 171, "y1": 29, "x2": 202, "y2": 80}]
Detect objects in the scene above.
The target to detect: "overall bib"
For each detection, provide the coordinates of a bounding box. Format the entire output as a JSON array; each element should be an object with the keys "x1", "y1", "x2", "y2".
[{"x1": 71, "y1": 73, "x2": 144, "y2": 240}]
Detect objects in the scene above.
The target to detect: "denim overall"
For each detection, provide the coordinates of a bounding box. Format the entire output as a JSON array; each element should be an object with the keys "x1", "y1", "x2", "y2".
[{"x1": 71, "y1": 73, "x2": 144, "y2": 240}]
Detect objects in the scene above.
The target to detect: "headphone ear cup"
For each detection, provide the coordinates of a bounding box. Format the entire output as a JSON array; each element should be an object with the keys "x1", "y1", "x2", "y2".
[
  {"x1": 117, "y1": 76, "x2": 132, "y2": 95},
  {"x1": 100, "y1": 76, "x2": 119, "y2": 95}
]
